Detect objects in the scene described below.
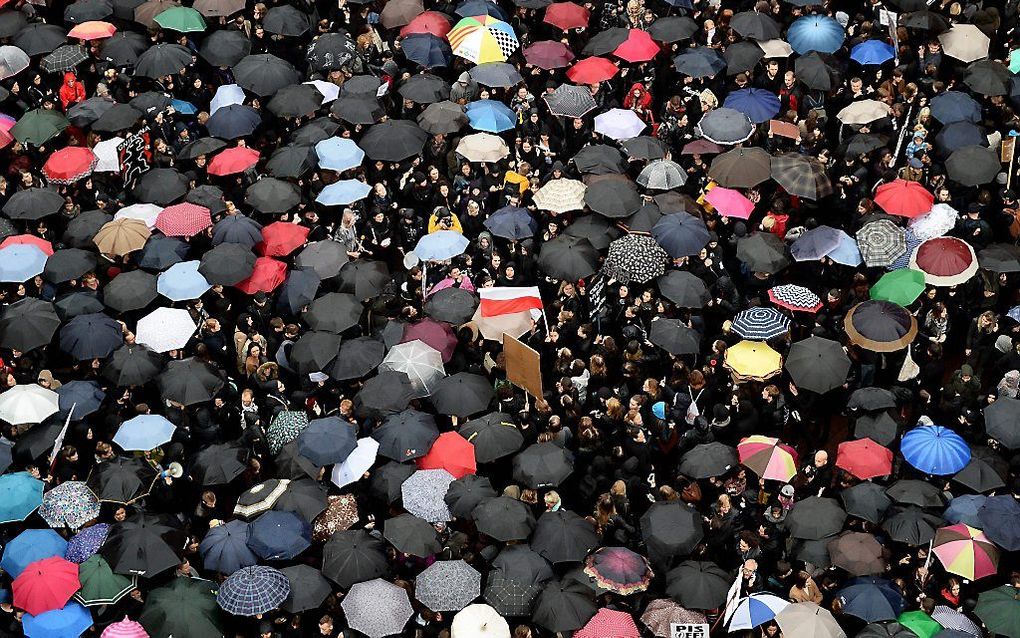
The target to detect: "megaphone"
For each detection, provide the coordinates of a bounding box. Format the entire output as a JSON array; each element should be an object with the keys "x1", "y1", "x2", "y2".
[{"x1": 161, "y1": 462, "x2": 183, "y2": 479}]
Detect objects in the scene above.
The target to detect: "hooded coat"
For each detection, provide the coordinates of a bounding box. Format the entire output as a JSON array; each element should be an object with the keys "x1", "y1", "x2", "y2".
[{"x1": 59, "y1": 72, "x2": 86, "y2": 111}]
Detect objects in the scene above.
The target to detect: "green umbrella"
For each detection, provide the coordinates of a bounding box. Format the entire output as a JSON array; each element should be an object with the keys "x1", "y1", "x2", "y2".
[
  {"x1": 870, "y1": 269, "x2": 927, "y2": 307},
  {"x1": 74, "y1": 555, "x2": 136, "y2": 606},
  {"x1": 154, "y1": 6, "x2": 207, "y2": 32},
  {"x1": 976, "y1": 585, "x2": 1020, "y2": 638},
  {"x1": 897, "y1": 610, "x2": 942, "y2": 638},
  {"x1": 11, "y1": 108, "x2": 69, "y2": 146},
  {"x1": 140, "y1": 577, "x2": 224, "y2": 638}
]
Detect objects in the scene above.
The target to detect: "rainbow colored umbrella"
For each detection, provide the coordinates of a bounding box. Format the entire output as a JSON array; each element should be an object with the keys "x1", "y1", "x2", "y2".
[
  {"x1": 933, "y1": 524, "x2": 999, "y2": 580},
  {"x1": 737, "y1": 435, "x2": 798, "y2": 482},
  {"x1": 448, "y1": 15, "x2": 518, "y2": 63}
]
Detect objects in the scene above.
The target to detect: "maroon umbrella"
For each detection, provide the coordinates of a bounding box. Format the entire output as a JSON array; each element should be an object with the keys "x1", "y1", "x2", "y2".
[
  {"x1": 523, "y1": 41, "x2": 575, "y2": 69},
  {"x1": 401, "y1": 319, "x2": 457, "y2": 363},
  {"x1": 583, "y1": 547, "x2": 653, "y2": 595}
]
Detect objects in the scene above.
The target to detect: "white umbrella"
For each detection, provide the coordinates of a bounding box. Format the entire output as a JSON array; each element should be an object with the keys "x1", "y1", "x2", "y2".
[
  {"x1": 0, "y1": 384, "x2": 59, "y2": 425},
  {"x1": 305, "y1": 80, "x2": 339, "y2": 103},
  {"x1": 93, "y1": 137, "x2": 124, "y2": 173},
  {"x1": 136, "y1": 307, "x2": 197, "y2": 353},
  {"x1": 775, "y1": 602, "x2": 845, "y2": 638},
  {"x1": 452, "y1": 604, "x2": 510, "y2": 638},
  {"x1": 757, "y1": 39, "x2": 793, "y2": 58},
  {"x1": 456, "y1": 133, "x2": 510, "y2": 163},
  {"x1": 210, "y1": 83, "x2": 246, "y2": 115},
  {"x1": 532, "y1": 179, "x2": 586, "y2": 214},
  {"x1": 909, "y1": 203, "x2": 958, "y2": 240},
  {"x1": 938, "y1": 24, "x2": 990, "y2": 63},
  {"x1": 469, "y1": 306, "x2": 535, "y2": 343},
  {"x1": 115, "y1": 203, "x2": 163, "y2": 229},
  {"x1": 380, "y1": 339, "x2": 445, "y2": 398},
  {"x1": 594, "y1": 108, "x2": 646, "y2": 141},
  {"x1": 837, "y1": 99, "x2": 890, "y2": 125},
  {"x1": 331, "y1": 437, "x2": 379, "y2": 488}
]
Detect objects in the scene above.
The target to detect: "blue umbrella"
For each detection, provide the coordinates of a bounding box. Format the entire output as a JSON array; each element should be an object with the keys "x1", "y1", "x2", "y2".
[
  {"x1": 315, "y1": 137, "x2": 365, "y2": 172},
  {"x1": 315, "y1": 179, "x2": 372, "y2": 206},
  {"x1": 723, "y1": 88, "x2": 781, "y2": 124},
  {"x1": 673, "y1": 47, "x2": 726, "y2": 77},
  {"x1": 157, "y1": 260, "x2": 212, "y2": 301},
  {"x1": 297, "y1": 416, "x2": 358, "y2": 466},
  {"x1": 56, "y1": 380, "x2": 105, "y2": 420},
  {"x1": 210, "y1": 84, "x2": 246, "y2": 114},
  {"x1": 901, "y1": 425, "x2": 971, "y2": 476},
  {"x1": 935, "y1": 121, "x2": 985, "y2": 153},
  {"x1": 1, "y1": 529, "x2": 67, "y2": 577},
  {"x1": 787, "y1": 16, "x2": 845, "y2": 55},
  {"x1": 59, "y1": 313, "x2": 123, "y2": 361},
  {"x1": 206, "y1": 104, "x2": 262, "y2": 139},
  {"x1": 402, "y1": 34, "x2": 452, "y2": 69},
  {"x1": 837, "y1": 578, "x2": 905, "y2": 622},
  {"x1": 113, "y1": 414, "x2": 176, "y2": 451},
  {"x1": 217, "y1": 565, "x2": 291, "y2": 616},
  {"x1": 851, "y1": 40, "x2": 896, "y2": 65},
  {"x1": 651, "y1": 212, "x2": 710, "y2": 258},
  {"x1": 23, "y1": 602, "x2": 92, "y2": 638},
  {"x1": 212, "y1": 215, "x2": 263, "y2": 248},
  {"x1": 944, "y1": 494, "x2": 987, "y2": 527},
  {"x1": 200, "y1": 519, "x2": 258, "y2": 575},
  {"x1": 65, "y1": 524, "x2": 110, "y2": 564},
  {"x1": 247, "y1": 511, "x2": 311, "y2": 560},
  {"x1": 278, "y1": 267, "x2": 321, "y2": 315},
  {"x1": 0, "y1": 244, "x2": 47, "y2": 282},
  {"x1": 455, "y1": 0, "x2": 507, "y2": 18},
  {"x1": 978, "y1": 494, "x2": 1020, "y2": 550},
  {"x1": 791, "y1": 226, "x2": 842, "y2": 261},
  {"x1": 930, "y1": 91, "x2": 982, "y2": 124},
  {"x1": 0, "y1": 472, "x2": 43, "y2": 524},
  {"x1": 138, "y1": 236, "x2": 189, "y2": 270},
  {"x1": 465, "y1": 100, "x2": 517, "y2": 133},
  {"x1": 829, "y1": 232, "x2": 863, "y2": 266},
  {"x1": 414, "y1": 231, "x2": 470, "y2": 261},
  {"x1": 170, "y1": 99, "x2": 197, "y2": 115},
  {"x1": 888, "y1": 229, "x2": 921, "y2": 271},
  {"x1": 483, "y1": 206, "x2": 537, "y2": 240}
]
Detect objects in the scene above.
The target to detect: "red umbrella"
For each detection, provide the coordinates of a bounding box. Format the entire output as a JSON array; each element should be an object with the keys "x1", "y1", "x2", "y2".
[
  {"x1": 544, "y1": 1, "x2": 590, "y2": 30},
  {"x1": 836, "y1": 438, "x2": 893, "y2": 480},
  {"x1": 12, "y1": 556, "x2": 80, "y2": 617},
  {"x1": 257, "y1": 221, "x2": 310, "y2": 256},
  {"x1": 42, "y1": 147, "x2": 97, "y2": 185},
  {"x1": 235, "y1": 256, "x2": 287, "y2": 294},
  {"x1": 910, "y1": 236, "x2": 978, "y2": 286},
  {"x1": 576, "y1": 609, "x2": 640, "y2": 638},
  {"x1": 399, "y1": 11, "x2": 451, "y2": 37},
  {"x1": 154, "y1": 202, "x2": 212, "y2": 237},
  {"x1": 208, "y1": 147, "x2": 260, "y2": 176},
  {"x1": 567, "y1": 57, "x2": 619, "y2": 84},
  {"x1": 417, "y1": 431, "x2": 476, "y2": 478},
  {"x1": 1, "y1": 234, "x2": 54, "y2": 256},
  {"x1": 523, "y1": 40, "x2": 575, "y2": 70},
  {"x1": 613, "y1": 29, "x2": 660, "y2": 63},
  {"x1": 874, "y1": 179, "x2": 934, "y2": 218},
  {"x1": 68, "y1": 21, "x2": 118, "y2": 40},
  {"x1": 402, "y1": 319, "x2": 457, "y2": 362}
]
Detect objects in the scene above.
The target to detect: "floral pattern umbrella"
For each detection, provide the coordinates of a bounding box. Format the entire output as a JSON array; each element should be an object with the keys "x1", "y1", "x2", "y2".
[{"x1": 39, "y1": 481, "x2": 101, "y2": 530}]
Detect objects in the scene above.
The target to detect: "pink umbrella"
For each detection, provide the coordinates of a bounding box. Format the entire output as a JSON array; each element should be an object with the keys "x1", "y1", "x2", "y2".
[
  {"x1": 705, "y1": 187, "x2": 754, "y2": 219},
  {"x1": 154, "y1": 203, "x2": 212, "y2": 238},
  {"x1": 0, "y1": 113, "x2": 16, "y2": 132},
  {"x1": 402, "y1": 319, "x2": 457, "y2": 363},
  {"x1": 102, "y1": 617, "x2": 149, "y2": 637}
]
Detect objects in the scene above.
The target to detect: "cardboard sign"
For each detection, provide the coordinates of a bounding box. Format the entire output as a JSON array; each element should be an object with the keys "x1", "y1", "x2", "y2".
[
  {"x1": 1002, "y1": 136, "x2": 1015, "y2": 164},
  {"x1": 504, "y1": 334, "x2": 542, "y2": 399},
  {"x1": 671, "y1": 623, "x2": 710, "y2": 638},
  {"x1": 769, "y1": 119, "x2": 800, "y2": 140}
]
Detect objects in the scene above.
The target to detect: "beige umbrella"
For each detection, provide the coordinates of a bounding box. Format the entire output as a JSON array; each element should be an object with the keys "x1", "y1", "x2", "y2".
[
  {"x1": 380, "y1": 0, "x2": 423, "y2": 29},
  {"x1": 776, "y1": 602, "x2": 846, "y2": 638},
  {"x1": 757, "y1": 39, "x2": 793, "y2": 58},
  {"x1": 451, "y1": 604, "x2": 510, "y2": 638},
  {"x1": 533, "y1": 178, "x2": 587, "y2": 214},
  {"x1": 837, "y1": 99, "x2": 891, "y2": 125},
  {"x1": 134, "y1": 0, "x2": 181, "y2": 27},
  {"x1": 456, "y1": 133, "x2": 510, "y2": 163},
  {"x1": 94, "y1": 218, "x2": 151, "y2": 256},
  {"x1": 938, "y1": 24, "x2": 990, "y2": 63},
  {"x1": 468, "y1": 306, "x2": 534, "y2": 343}
]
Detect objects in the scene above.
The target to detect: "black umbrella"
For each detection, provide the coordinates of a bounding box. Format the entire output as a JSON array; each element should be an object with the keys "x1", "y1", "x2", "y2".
[
  {"x1": 275, "y1": 441, "x2": 320, "y2": 481},
  {"x1": 854, "y1": 412, "x2": 899, "y2": 446},
  {"x1": 652, "y1": 212, "x2": 711, "y2": 258},
  {"x1": 785, "y1": 496, "x2": 847, "y2": 539},
  {"x1": 264, "y1": 4, "x2": 310, "y2": 35},
  {"x1": 275, "y1": 478, "x2": 328, "y2": 522},
  {"x1": 513, "y1": 442, "x2": 572, "y2": 488},
  {"x1": 795, "y1": 52, "x2": 841, "y2": 90},
  {"x1": 532, "y1": 580, "x2": 597, "y2": 633},
  {"x1": 658, "y1": 271, "x2": 710, "y2": 308},
  {"x1": 343, "y1": 76, "x2": 384, "y2": 98},
  {"x1": 133, "y1": 168, "x2": 189, "y2": 205},
  {"x1": 373, "y1": 409, "x2": 439, "y2": 461},
  {"x1": 355, "y1": 371, "x2": 415, "y2": 415},
  {"x1": 358, "y1": 120, "x2": 428, "y2": 162},
  {"x1": 882, "y1": 506, "x2": 944, "y2": 545},
  {"x1": 41, "y1": 44, "x2": 89, "y2": 73},
  {"x1": 581, "y1": 27, "x2": 628, "y2": 55},
  {"x1": 65, "y1": 0, "x2": 113, "y2": 22},
  {"x1": 101, "y1": 514, "x2": 182, "y2": 578},
  {"x1": 666, "y1": 561, "x2": 730, "y2": 609},
  {"x1": 647, "y1": 16, "x2": 698, "y2": 42},
  {"x1": 290, "y1": 117, "x2": 340, "y2": 144},
  {"x1": 459, "y1": 412, "x2": 524, "y2": 463},
  {"x1": 277, "y1": 268, "x2": 321, "y2": 316},
  {"x1": 723, "y1": 41, "x2": 764, "y2": 75},
  {"x1": 14, "y1": 420, "x2": 62, "y2": 462},
  {"x1": 158, "y1": 358, "x2": 224, "y2": 405},
  {"x1": 66, "y1": 97, "x2": 115, "y2": 127},
  {"x1": 400, "y1": 73, "x2": 450, "y2": 103},
  {"x1": 584, "y1": 178, "x2": 641, "y2": 218},
  {"x1": 946, "y1": 145, "x2": 1001, "y2": 186},
  {"x1": 66, "y1": 211, "x2": 112, "y2": 248},
  {"x1": 103, "y1": 344, "x2": 164, "y2": 386},
  {"x1": 191, "y1": 443, "x2": 247, "y2": 485},
  {"x1": 128, "y1": 91, "x2": 170, "y2": 114},
  {"x1": 99, "y1": 31, "x2": 148, "y2": 66},
  {"x1": 243, "y1": 178, "x2": 300, "y2": 216},
  {"x1": 195, "y1": 28, "x2": 249, "y2": 68},
  {"x1": 280, "y1": 565, "x2": 331, "y2": 613},
  {"x1": 0, "y1": 298, "x2": 60, "y2": 352},
  {"x1": 953, "y1": 456, "x2": 1005, "y2": 493},
  {"x1": 731, "y1": 11, "x2": 781, "y2": 40},
  {"x1": 0, "y1": 11, "x2": 26, "y2": 38},
  {"x1": 322, "y1": 529, "x2": 389, "y2": 588},
  {"x1": 87, "y1": 456, "x2": 157, "y2": 504},
  {"x1": 103, "y1": 270, "x2": 157, "y2": 312},
  {"x1": 431, "y1": 372, "x2": 494, "y2": 418},
  {"x1": 44, "y1": 248, "x2": 97, "y2": 284},
  {"x1": 679, "y1": 442, "x2": 737, "y2": 479},
  {"x1": 294, "y1": 240, "x2": 349, "y2": 280},
  {"x1": 473, "y1": 495, "x2": 536, "y2": 541},
  {"x1": 138, "y1": 237, "x2": 189, "y2": 271},
  {"x1": 304, "y1": 292, "x2": 362, "y2": 334},
  {"x1": 134, "y1": 42, "x2": 192, "y2": 78},
  {"x1": 177, "y1": 138, "x2": 227, "y2": 163},
  {"x1": 786, "y1": 336, "x2": 852, "y2": 394},
  {"x1": 331, "y1": 96, "x2": 386, "y2": 125},
  {"x1": 886, "y1": 479, "x2": 945, "y2": 508},
  {"x1": 266, "y1": 144, "x2": 318, "y2": 178},
  {"x1": 383, "y1": 513, "x2": 442, "y2": 557},
  {"x1": 964, "y1": 59, "x2": 1009, "y2": 96},
  {"x1": 370, "y1": 461, "x2": 416, "y2": 504},
  {"x1": 307, "y1": 32, "x2": 357, "y2": 71},
  {"x1": 640, "y1": 501, "x2": 704, "y2": 567},
  {"x1": 563, "y1": 215, "x2": 620, "y2": 250},
  {"x1": 537, "y1": 235, "x2": 599, "y2": 281},
  {"x1": 985, "y1": 397, "x2": 1020, "y2": 449},
  {"x1": 206, "y1": 104, "x2": 262, "y2": 139},
  {"x1": 572, "y1": 144, "x2": 627, "y2": 174},
  {"x1": 4, "y1": 187, "x2": 64, "y2": 220},
  {"x1": 492, "y1": 545, "x2": 553, "y2": 589},
  {"x1": 424, "y1": 287, "x2": 479, "y2": 324},
  {"x1": 529, "y1": 509, "x2": 598, "y2": 564},
  {"x1": 197, "y1": 243, "x2": 256, "y2": 286},
  {"x1": 13, "y1": 23, "x2": 66, "y2": 56},
  {"x1": 338, "y1": 260, "x2": 388, "y2": 302},
  {"x1": 978, "y1": 244, "x2": 1020, "y2": 273},
  {"x1": 233, "y1": 54, "x2": 301, "y2": 96},
  {"x1": 417, "y1": 101, "x2": 468, "y2": 135},
  {"x1": 840, "y1": 481, "x2": 892, "y2": 525},
  {"x1": 55, "y1": 291, "x2": 105, "y2": 320},
  {"x1": 330, "y1": 337, "x2": 385, "y2": 381},
  {"x1": 621, "y1": 136, "x2": 666, "y2": 160},
  {"x1": 470, "y1": 61, "x2": 523, "y2": 87},
  {"x1": 211, "y1": 214, "x2": 262, "y2": 248},
  {"x1": 444, "y1": 474, "x2": 497, "y2": 518},
  {"x1": 288, "y1": 330, "x2": 341, "y2": 377},
  {"x1": 737, "y1": 232, "x2": 791, "y2": 274},
  {"x1": 848, "y1": 387, "x2": 897, "y2": 411},
  {"x1": 60, "y1": 312, "x2": 123, "y2": 360},
  {"x1": 649, "y1": 318, "x2": 700, "y2": 355}
]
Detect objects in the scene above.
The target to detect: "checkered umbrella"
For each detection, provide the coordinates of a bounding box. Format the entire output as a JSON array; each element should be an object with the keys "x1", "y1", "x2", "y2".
[
  {"x1": 603, "y1": 235, "x2": 669, "y2": 284},
  {"x1": 770, "y1": 153, "x2": 833, "y2": 200},
  {"x1": 485, "y1": 571, "x2": 544, "y2": 616},
  {"x1": 888, "y1": 228, "x2": 922, "y2": 271},
  {"x1": 416, "y1": 560, "x2": 481, "y2": 611},
  {"x1": 769, "y1": 284, "x2": 823, "y2": 313},
  {"x1": 39, "y1": 481, "x2": 101, "y2": 530},
  {"x1": 341, "y1": 578, "x2": 414, "y2": 638},
  {"x1": 731, "y1": 307, "x2": 791, "y2": 339},
  {"x1": 217, "y1": 565, "x2": 291, "y2": 616},
  {"x1": 543, "y1": 84, "x2": 597, "y2": 118},
  {"x1": 312, "y1": 494, "x2": 359, "y2": 542},
  {"x1": 401, "y1": 469, "x2": 455, "y2": 522},
  {"x1": 267, "y1": 411, "x2": 309, "y2": 454},
  {"x1": 856, "y1": 219, "x2": 907, "y2": 267},
  {"x1": 448, "y1": 15, "x2": 518, "y2": 63},
  {"x1": 40, "y1": 45, "x2": 89, "y2": 72}
]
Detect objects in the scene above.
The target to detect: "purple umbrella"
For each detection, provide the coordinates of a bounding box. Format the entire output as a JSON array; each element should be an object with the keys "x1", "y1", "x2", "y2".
[{"x1": 64, "y1": 523, "x2": 110, "y2": 564}]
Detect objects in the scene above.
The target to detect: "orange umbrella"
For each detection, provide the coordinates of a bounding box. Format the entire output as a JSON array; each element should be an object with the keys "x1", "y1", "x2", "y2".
[{"x1": 67, "y1": 21, "x2": 117, "y2": 40}]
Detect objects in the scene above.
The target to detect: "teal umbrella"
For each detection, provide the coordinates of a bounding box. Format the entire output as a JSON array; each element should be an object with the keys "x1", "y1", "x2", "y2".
[{"x1": 0, "y1": 471, "x2": 43, "y2": 523}]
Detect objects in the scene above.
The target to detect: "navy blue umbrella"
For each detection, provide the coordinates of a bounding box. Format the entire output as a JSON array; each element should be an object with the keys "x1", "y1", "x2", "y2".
[
  {"x1": 59, "y1": 312, "x2": 123, "y2": 361},
  {"x1": 930, "y1": 91, "x2": 982, "y2": 124},
  {"x1": 837, "y1": 578, "x2": 906, "y2": 622},
  {"x1": 138, "y1": 237, "x2": 189, "y2": 271},
  {"x1": 217, "y1": 565, "x2": 290, "y2": 616},
  {"x1": 978, "y1": 495, "x2": 1020, "y2": 550},
  {"x1": 483, "y1": 206, "x2": 537, "y2": 241},
  {"x1": 455, "y1": 0, "x2": 508, "y2": 18},
  {"x1": 247, "y1": 511, "x2": 312, "y2": 560},
  {"x1": 56, "y1": 380, "x2": 106, "y2": 420},
  {"x1": 723, "y1": 88, "x2": 781, "y2": 123},
  {"x1": 673, "y1": 47, "x2": 726, "y2": 77},
  {"x1": 297, "y1": 417, "x2": 358, "y2": 466},
  {"x1": 935, "y1": 121, "x2": 986, "y2": 154},
  {"x1": 277, "y1": 268, "x2": 321, "y2": 315},
  {"x1": 206, "y1": 104, "x2": 262, "y2": 139},
  {"x1": 199, "y1": 519, "x2": 258, "y2": 575},
  {"x1": 944, "y1": 494, "x2": 986, "y2": 527},
  {"x1": 402, "y1": 34, "x2": 452, "y2": 69},
  {"x1": 651, "y1": 212, "x2": 710, "y2": 258},
  {"x1": 212, "y1": 214, "x2": 263, "y2": 248}
]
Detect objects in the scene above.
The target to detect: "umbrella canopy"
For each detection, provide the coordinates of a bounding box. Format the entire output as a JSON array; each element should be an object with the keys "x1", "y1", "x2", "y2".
[
  {"x1": 0, "y1": 472, "x2": 43, "y2": 524},
  {"x1": 738, "y1": 435, "x2": 798, "y2": 482},
  {"x1": 875, "y1": 180, "x2": 934, "y2": 218},
  {"x1": 910, "y1": 236, "x2": 978, "y2": 286},
  {"x1": 199, "y1": 519, "x2": 258, "y2": 575},
  {"x1": 939, "y1": 23, "x2": 990, "y2": 62},
  {"x1": 139, "y1": 577, "x2": 223, "y2": 638},
  {"x1": 697, "y1": 108, "x2": 754, "y2": 144},
  {"x1": 416, "y1": 560, "x2": 481, "y2": 612},
  {"x1": 709, "y1": 147, "x2": 771, "y2": 188},
  {"x1": 845, "y1": 300, "x2": 917, "y2": 352},
  {"x1": 785, "y1": 496, "x2": 847, "y2": 539},
  {"x1": 533, "y1": 580, "x2": 597, "y2": 632},
  {"x1": 901, "y1": 425, "x2": 971, "y2": 475},
  {"x1": 836, "y1": 438, "x2": 893, "y2": 479},
  {"x1": 787, "y1": 15, "x2": 845, "y2": 54},
  {"x1": 785, "y1": 336, "x2": 850, "y2": 393},
  {"x1": 652, "y1": 213, "x2": 710, "y2": 258},
  {"x1": 728, "y1": 593, "x2": 790, "y2": 630},
  {"x1": 724, "y1": 340, "x2": 782, "y2": 382},
  {"x1": 217, "y1": 565, "x2": 290, "y2": 617},
  {"x1": 102, "y1": 514, "x2": 182, "y2": 578},
  {"x1": 932, "y1": 524, "x2": 999, "y2": 580}
]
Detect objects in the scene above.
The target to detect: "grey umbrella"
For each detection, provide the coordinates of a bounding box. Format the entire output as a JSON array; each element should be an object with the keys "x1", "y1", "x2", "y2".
[
  {"x1": 400, "y1": 73, "x2": 450, "y2": 103},
  {"x1": 401, "y1": 469, "x2": 455, "y2": 522},
  {"x1": 416, "y1": 560, "x2": 481, "y2": 611},
  {"x1": 341, "y1": 578, "x2": 414, "y2": 638},
  {"x1": 638, "y1": 159, "x2": 687, "y2": 190},
  {"x1": 785, "y1": 496, "x2": 848, "y2": 539},
  {"x1": 417, "y1": 101, "x2": 468, "y2": 135},
  {"x1": 840, "y1": 481, "x2": 892, "y2": 524},
  {"x1": 697, "y1": 108, "x2": 754, "y2": 144},
  {"x1": 543, "y1": 84, "x2": 597, "y2": 118},
  {"x1": 469, "y1": 62, "x2": 523, "y2": 87}
]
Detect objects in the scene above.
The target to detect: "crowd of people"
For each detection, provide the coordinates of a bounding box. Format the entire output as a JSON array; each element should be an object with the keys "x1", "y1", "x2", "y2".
[{"x1": 0, "y1": 0, "x2": 1016, "y2": 636}]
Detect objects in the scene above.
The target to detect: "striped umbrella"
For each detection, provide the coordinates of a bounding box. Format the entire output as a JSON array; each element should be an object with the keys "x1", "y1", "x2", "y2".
[
  {"x1": 731, "y1": 306, "x2": 791, "y2": 339},
  {"x1": 901, "y1": 425, "x2": 971, "y2": 476},
  {"x1": 101, "y1": 617, "x2": 149, "y2": 637},
  {"x1": 931, "y1": 605, "x2": 982, "y2": 636},
  {"x1": 769, "y1": 284, "x2": 823, "y2": 313},
  {"x1": 217, "y1": 565, "x2": 291, "y2": 616},
  {"x1": 933, "y1": 524, "x2": 999, "y2": 580},
  {"x1": 727, "y1": 593, "x2": 790, "y2": 630},
  {"x1": 738, "y1": 435, "x2": 798, "y2": 482},
  {"x1": 448, "y1": 15, "x2": 518, "y2": 63}
]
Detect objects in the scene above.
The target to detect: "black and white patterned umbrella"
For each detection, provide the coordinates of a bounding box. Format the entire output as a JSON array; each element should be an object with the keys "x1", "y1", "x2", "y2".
[
  {"x1": 931, "y1": 605, "x2": 982, "y2": 636},
  {"x1": 638, "y1": 159, "x2": 687, "y2": 190},
  {"x1": 416, "y1": 559, "x2": 482, "y2": 611},
  {"x1": 341, "y1": 578, "x2": 414, "y2": 638},
  {"x1": 400, "y1": 469, "x2": 455, "y2": 522},
  {"x1": 217, "y1": 565, "x2": 290, "y2": 617},
  {"x1": 769, "y1": 284, "x2": 823, "y2": 313},
  {"x1": 41, "y1": 45, "x2": 89, "y2": 73},
  {"x1": 731, "y1": 306, "x2": 791, "y2": 339},
  {"x1": 603, "y1": 235, "x2": 669, "y2": 284},
  {"x1": 485, "y1": 572, "x2": 544, "y2": 616},
  {"x1": 856, "y1": 219, "x2": 907, "y2": 267},
  {"x1": 543, "y1": 84, "x2": 597, "y2": 118}
]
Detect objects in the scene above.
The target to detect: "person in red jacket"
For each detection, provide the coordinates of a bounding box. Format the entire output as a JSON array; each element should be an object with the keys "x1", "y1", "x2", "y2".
[{"x1": 59, "y1": 72, "x2": 86, "y2": 111}]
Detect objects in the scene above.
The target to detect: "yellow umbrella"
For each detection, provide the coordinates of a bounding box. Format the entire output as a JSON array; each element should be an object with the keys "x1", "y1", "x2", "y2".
[
  {"x1": 724, "y1": 340, "x2": 782, "y2": 382},
  {"x1": 93, "y1": 218, "x2": 151, "y2": 256}
]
